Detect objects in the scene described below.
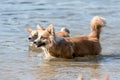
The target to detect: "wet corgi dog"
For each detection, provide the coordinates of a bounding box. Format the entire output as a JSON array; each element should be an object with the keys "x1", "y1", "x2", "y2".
[
  {"x1": 27, "y1": 25, "x2": 70, "y2": 43},
  {"x1": 34, "y1": 16, "x2": 106, "y2": 59}
]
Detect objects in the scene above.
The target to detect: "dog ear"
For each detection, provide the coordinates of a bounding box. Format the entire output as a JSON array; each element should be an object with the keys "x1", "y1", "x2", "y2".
[
  {"x1": 46, "y1": 24, "x2": 55, "y2": 36},
  {"x1": 37, "y1": 24, "x2": 44, "y2": 30},
  {"x1": 27, "y1": 27, "x2": 32, "y2": 33}
]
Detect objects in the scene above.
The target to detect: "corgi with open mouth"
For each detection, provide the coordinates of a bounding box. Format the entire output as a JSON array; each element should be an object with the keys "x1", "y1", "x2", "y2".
[{"x1": 34, "y1": 16, "x2": 106, "y2": 59}]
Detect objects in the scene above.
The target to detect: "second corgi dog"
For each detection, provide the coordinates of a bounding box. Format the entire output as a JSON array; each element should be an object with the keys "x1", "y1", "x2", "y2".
[{"x1": 34, "y1": 16, "x2": 106, "y2": 59}]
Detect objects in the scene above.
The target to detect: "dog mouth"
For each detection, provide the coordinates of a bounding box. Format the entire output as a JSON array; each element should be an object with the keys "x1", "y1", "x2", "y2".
[{"x1": 34, "y1": 42, "x2": 46, "y2": 47}]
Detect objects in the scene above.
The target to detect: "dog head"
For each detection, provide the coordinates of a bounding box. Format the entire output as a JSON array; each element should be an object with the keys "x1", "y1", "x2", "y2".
[
  {"x1": 34, "y1": 24, "x2": 56, "y2": 48},
  {"x1": 26, "y1": 24, "x2": 45, "y2": 42},
  {"x1": 27, "y1": 27, "x2": 38, "y2": 42}
]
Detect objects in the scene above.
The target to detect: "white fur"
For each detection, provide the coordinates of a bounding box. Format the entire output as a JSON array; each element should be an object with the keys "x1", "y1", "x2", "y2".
[
  {"x1": 41, "y1": 47, "x2": 55, "y2": 60},
  {"x1": 60, "y1": 27, "x2": 66, "y2": 31},
  {"x1": 60, "y1": 27, "x2": 70, "y2": 33},
  {"x1": 29, "y1": 42, "x2": 34, "y2": 46}
]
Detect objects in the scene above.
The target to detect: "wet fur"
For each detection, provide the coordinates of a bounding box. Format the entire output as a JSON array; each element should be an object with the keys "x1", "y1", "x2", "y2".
[{"x1": 34, "y1": 16, "x2": 106, "y2": 59}]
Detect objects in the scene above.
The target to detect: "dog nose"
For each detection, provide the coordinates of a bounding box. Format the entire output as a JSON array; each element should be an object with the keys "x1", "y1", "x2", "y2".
[
  {"x1": 28, "y1": 37, "x2": 31, "y2": 40},
  {"x1": 34, "y1": 41, "x2": 37, "y2": 44}
]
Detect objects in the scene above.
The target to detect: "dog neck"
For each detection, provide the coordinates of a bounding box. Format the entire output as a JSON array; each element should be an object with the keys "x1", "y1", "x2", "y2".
[{"x1": 55, "y1": 36, "x2": 63, "y2": 42}]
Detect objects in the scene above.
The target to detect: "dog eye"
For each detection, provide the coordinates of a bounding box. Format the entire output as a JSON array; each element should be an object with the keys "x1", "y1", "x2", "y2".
[
  {"x1": 34, "y1": 34, "x2": 37, "y2": 36},
  {"x1": 41, "y1": 36, "x2": 47, "y2": 40}
]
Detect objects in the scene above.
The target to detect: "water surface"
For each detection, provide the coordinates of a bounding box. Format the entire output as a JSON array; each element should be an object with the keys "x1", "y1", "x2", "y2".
[{"x1": 0, "y1": 0, "x2": 120, "y2": 80}]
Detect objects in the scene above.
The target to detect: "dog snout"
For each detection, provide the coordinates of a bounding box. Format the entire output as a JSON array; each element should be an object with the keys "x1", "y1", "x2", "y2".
[
  {"x1": 34, "y1": 40, "x2": 39, "y2": 44},
  {"x1": 34, "y1": 41, "x2": 37, "y2": 44}
]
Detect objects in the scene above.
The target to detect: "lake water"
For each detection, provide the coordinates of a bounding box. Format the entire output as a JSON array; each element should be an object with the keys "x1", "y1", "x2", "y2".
[{"x1": 0, "y1": 0, "x2": 120, "y2": 80}]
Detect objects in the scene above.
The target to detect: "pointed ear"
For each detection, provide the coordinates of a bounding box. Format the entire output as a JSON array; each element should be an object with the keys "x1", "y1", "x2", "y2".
[
  {"x1": 26, "y1": 27, "x2": 33, "y2": 33},
  {"x1": 36, "y1": 24, "x2": 44, "y2": 30},
  {"x1": 46, "y1": 24, "x2": 55, "y2": 36}
]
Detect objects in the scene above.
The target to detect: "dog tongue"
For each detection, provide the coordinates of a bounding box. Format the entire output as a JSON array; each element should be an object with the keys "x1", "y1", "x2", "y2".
[{"x1": 34, "y1": 44, "x2": 38, "y2": 48}]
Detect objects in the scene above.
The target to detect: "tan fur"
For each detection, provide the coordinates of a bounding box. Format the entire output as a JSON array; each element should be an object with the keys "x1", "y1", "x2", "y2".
[
  {"x1": 56, "y1": 27, "x2": 70, "y2": 37},
  {"x1": 77, "y1": 75, "x2": 109, "y2": 80},
  {"x1": 89, "y1": 16, "x2": 106, "y2": 39},
  {"x1": 37, "y1": 24, "x2": 45, "y2": 30},
  {"x1": 34, "y1": 16, "x2": 106, "y2": 59},
  {"x1": 26, "y1": 27, "x2": 38, "y2": 42}
]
